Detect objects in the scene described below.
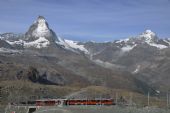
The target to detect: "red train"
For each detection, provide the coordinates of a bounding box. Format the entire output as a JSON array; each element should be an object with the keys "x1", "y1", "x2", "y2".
[
  {"x1": 36, "y1": 100, "x2": 56, "y2": 106},
  {"x1": 65, "y1": 99, "x2": 115, "y2": 105},
  {"x1": 34, "y1": 99, "x2": 115, "y2": 106}
]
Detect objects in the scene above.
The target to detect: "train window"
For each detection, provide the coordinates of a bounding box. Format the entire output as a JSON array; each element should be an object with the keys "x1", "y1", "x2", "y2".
[{"x1": 28, "y1": 101, "x2": 36, "y2": 105}]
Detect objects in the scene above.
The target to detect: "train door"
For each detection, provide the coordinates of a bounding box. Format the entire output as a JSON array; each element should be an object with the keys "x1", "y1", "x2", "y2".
[{"x1": 27, "y1": 107, "x2": 36, "y2": 113}]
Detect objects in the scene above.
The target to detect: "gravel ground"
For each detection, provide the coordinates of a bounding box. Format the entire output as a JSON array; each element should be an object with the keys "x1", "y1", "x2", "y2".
[{"x1": 4, "y1": 105, "x2": 170, "y2": 113}]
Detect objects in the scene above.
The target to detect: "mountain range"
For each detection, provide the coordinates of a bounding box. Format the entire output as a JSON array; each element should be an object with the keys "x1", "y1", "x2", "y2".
[{"x1": 0, "y1": 16, "x2": 170, "y2": 100}]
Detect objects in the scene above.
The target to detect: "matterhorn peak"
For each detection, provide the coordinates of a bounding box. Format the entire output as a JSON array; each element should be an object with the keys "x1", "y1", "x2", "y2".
[
  {"x1": 34, "y1": 16, "x2": 50, "y2": 36},
  {"x1": 25, "y1": 16, "x2": 57, "y2": 42},
  {"x1": 36, "y1": 16, "x2": 48, "y2": 27},
  {"x1": 31, "y1": 16, "x2": 50, "y2": 38},
  {"x1": 37, "y1": 15, "x2": 46, "y2": 21}
]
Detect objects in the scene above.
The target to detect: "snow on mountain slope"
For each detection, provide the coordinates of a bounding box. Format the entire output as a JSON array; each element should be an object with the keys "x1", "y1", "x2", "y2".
[
  {"x1": 163, "y1": 39, "x2": 170, "y2": 45},
  {"x1": 0, "y1": 36, "x2": 3, "y2": 39},
  {"x1": 148, "y1": 43, "x2": 167, "y2": 49},
  {"x1": 138, "y1": 30, "x2": 168, "y2": 49},
  {"x1": 6, "y1": 40, "x2": 23, "y2": 45},
  {"x1": 24, "y1": 37, "x2": 50, "y2": 48},
  {"x1": 6, "y1": 37, "x2": 50, "y2": 49},
  {"x1": 0, "y1": 47, "x2": 20, "y2": 53},
  {"x1": 115, "y1": 38, "x2": 130, "y2": 44},
  {"x1": 55, "y1": 37, "x2": 77, "y2": 52},
  {"x1": 132, "y1": 65, "x2": 141, "y2": 74},
  {"x1": 64, "y1": 39, "x2": 89, "y2": 54},
  {"x1": 55, "y1": 36, "x2": 68, "y2": 47},
  {"x1": 138, "y1": 29, "x2": 157, "y2": 43},
  {"x1": 55, "y1": 36, "x2": 89, "y2": 54},
  {"x1": 121, "y1": 44, "x2": 137, "y2": 52}
]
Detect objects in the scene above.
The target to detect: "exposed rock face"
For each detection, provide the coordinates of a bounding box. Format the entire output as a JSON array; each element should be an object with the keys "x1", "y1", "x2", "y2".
[
  {"x1": 27, "y1": 67, "x2": 40, "y2": 83},
  {"x1": 27, "y1": 67, "x2": 65, "y2": 85},
  {"x1": 0, "y1": 39, "x2": 12, "y2": 48}
]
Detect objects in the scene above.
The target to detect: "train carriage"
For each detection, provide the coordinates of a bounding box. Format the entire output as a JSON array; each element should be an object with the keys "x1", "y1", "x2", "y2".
[
  {"x1": 64, "y1": 99, "x2": 115, "y2": 106},
  {"x1": 17, "y1": 99, "x2": 116, "y2": 106}
]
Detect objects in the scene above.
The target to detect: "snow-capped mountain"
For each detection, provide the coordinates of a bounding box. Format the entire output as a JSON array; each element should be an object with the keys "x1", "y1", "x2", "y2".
[
  {"x1": 65, "y1": 29, "x2": 169, "y2": 54},
  {"x1": 80, "y1": 29, "x2": 170, "y2": 74},
  {"x1": 0, "y1": 16, "x2": 88, "y2": 53},
  {"x1": 138, "y1": 30, "x2": 157, "y2": 42},
  {"x1": 113, "y1": 30, "x2": 170, "y2": 51},
  {"x1": 0, "y1": 16, "x2": 56, "y2": 49},
  {"x1": 1, "y1": 16, "x2": 169, "y2": 55},
  {"x1": 0, "y1": 16, "x2": 170, "y2": 60},
  {"x1": 25, "y1": 16, "x2": 57, "y2": 42}
]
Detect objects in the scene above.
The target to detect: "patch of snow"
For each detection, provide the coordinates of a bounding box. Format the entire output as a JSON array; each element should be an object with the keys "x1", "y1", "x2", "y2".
[
  {"x1": 55, "y1": 37, "x2": 68, "y2": 47},
  {"x1": 132, "y1": 65, "x2": 141, "y2": 74},
  {"x1": 65, "y1": 39, "x2": 89, "y2": 54},
  {"x1": 164, "y1": 39, "x2": 170, "y2": 46},
  {"x1": 94, "y1": 59, "x2": 115, "y2": 68},
  {"x1": 155, "y1": 90, "x2": 160, "y2": 94},
  {"x1": 24, "y1": 37, "x2": 50, "y2": 48},
  {"x1": 115, "y1": 38, "x2": 129, "y2": 43},
  {"x1": 93, "y1": 59, "x2": 125, "y2": 69},
  {"x1": 121, "y1": 44, "x2": 136, "y2": 52},
  {"x1": 56, "y1": 37, "x2": 81, "y2": 53},
  {"x1": 6, "y1": 40, "x2": 24, "y2": 45},
  {"x1": 0, "y1": 36, "x2": 3, "y2": 39},
  {"x1": 56, "y1": 37, "x2": 89, "y2": 54},
  {"x1": 6, "y1": 37, "x2": 50, "y2": 48},
  {"x1": 0, "y1": 47, "x2": 20, "y2": 53},
  {"x1": 148, "y1": 43, "x2": 167, "y2": 49}
]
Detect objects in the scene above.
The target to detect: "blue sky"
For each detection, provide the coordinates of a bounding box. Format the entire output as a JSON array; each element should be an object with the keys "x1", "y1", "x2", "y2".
[{"x1": 0, "y1": 0, "x2": 170, "y2": 42}]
